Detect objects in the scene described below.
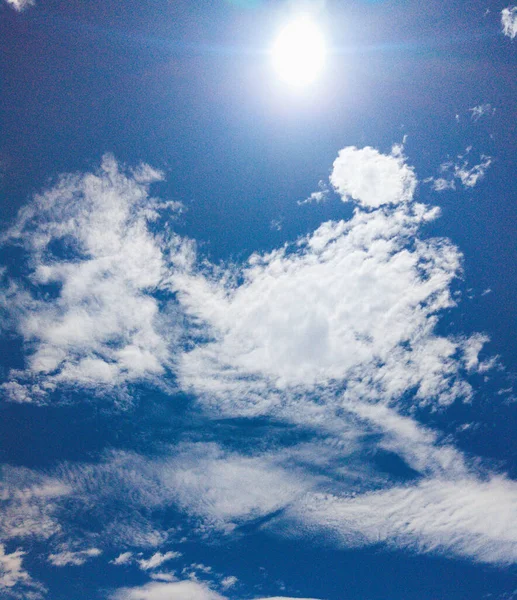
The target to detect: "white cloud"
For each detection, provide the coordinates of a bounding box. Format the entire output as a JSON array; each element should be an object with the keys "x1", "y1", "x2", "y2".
[
  {"x1": 454, "y1": 155, "x2": 492, "y2": 188},
  {"x1": 298, "y1": 180, "x2": 330, "y2": 205},
  {"x1": 0, "y1": 546, "x2": 30, "y2": 589},
  {"x1": 0, "y1": 146, "x2": 508, "y2": 573},
  {"x1": 429, "y1": 177, "x2": 455, "y2": 192},
  {"x1": 502, "y1": 6, "x2": 517, "y2": 38},
  {"x1": 330, "y1": 145, "x2": 416, "y2": 208},
  {"x1": 220, "y1": 576, "x2": 237, "y2": 589},
  {"x1": 48, "y1": 547, "x2": 101, "y2": 566},
  {"x1": 112, "y1": 552, "x2": 133, "y2": 565},
  {"x1": 159, "y1": 444, "x2": 313, "y2": 529},
  {"x1": 0, "y1": 544, "x2": 44, "y2": 598},
  {"x1": 1, "y1": 154, "x2": 187, "y2": 401},
  {"x1": 4, "y1": 0, "x2": 35, "y2": 11},
  {"x1": 110, "y1": 579, "x2": 322, "y2": 600},
  {"x1": 174, "y1": 201, "x2": 476, "y2": 412},
  {"x1": 110, "y1": 580, "x2": 226, "y2": 600},
  {"x1": 0, "y1": 466, "x2": 70, "y2": 542},
  {"x1": 138, "y1": 551, "x2": 182, "y2": 570}
]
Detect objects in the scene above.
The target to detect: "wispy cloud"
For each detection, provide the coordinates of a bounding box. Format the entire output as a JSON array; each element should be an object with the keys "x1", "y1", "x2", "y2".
[
  {"x1": 427, "y1": 148, "x2": 492, "y2": 191},
  {"x1": 298, "y1": 180, "x2": 330, "y2": 205},
  {"x1": 290, "y1": 475, "x2": 517, "y2": 564},
  {"x1": 48, "y1": 547, "x2": 101, "y2": 566},
  {"x1": 0, "y1": 466, "x2": 70, "y2": 542},
  {"x1": 469, "y1": 103, "x2": 496, "y2": 121},
  {"x1": 502, "y1": 6, "x2": 517, "y2": 39}
]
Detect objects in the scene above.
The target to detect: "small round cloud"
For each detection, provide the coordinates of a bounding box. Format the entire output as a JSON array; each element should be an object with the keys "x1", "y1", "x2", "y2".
[{"x1": 330, "y1": 145, "x2": 417, "y2": 208}]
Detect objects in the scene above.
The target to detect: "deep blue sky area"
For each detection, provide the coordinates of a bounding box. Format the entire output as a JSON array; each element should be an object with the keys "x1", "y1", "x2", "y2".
[{"x1": 1, "y1": 0, "x2": 517, "y2": 599}]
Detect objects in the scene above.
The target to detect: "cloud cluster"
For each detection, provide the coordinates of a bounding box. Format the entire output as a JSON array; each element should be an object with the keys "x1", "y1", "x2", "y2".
[
  {"x1": 0, "y1": 147, "x2": 514, "y2": 600},
  {"x1": 1, "y1": 155, "x2": 187, "y2": 401}
]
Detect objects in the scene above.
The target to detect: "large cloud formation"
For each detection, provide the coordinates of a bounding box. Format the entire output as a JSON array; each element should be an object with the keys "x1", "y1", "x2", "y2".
[{"x1": 1, "y1": 147, "x2": 516, "y2": 598}]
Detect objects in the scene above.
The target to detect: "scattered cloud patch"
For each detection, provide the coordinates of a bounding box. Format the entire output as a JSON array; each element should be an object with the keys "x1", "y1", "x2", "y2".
[
  {"x1": 0, "y1": 545, "x2": 43, "y2": 598},
  {"x1": 112, "y1": 552, "x2": 133, "y2": 565},
  {"x1": 220, "y1": 576, "x2": 237, "y2": 589},
  {"x1": 502, "y1": 6, "x2": 517, "y2": 38},
  {"x1": 175, "y1": 201, "x2": 478, "y2": 410},
  {"x1": 48, "y1": 547, "x2": 101, "y2": 567},
  {"x1": 4, "y1": 0, "x2": 35, "y2": 11},
  {"x1": 0, "y1": 466, "x2": 70, "y2": 542},
  {"x1": 426, "y1": 149, "x2": 492, "y2": 191},
  {"x1": 138, "y1": 551, "x2": 182, "y2": 571}
]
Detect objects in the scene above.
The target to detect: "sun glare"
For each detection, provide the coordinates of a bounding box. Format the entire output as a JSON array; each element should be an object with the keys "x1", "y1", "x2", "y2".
[{"x1": 271, "y1": 16, "x2": 327, "y2": 87}]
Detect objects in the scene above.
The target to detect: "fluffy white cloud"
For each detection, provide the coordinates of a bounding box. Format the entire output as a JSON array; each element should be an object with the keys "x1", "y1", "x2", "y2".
[
  {"x1": 330, "y1": 145, "x2": 416, "y2": 208},
  {"x1": 110, "y1": 579, "x2": 322, "y2": 600},
  {"x1": 4, "y1": 0, "x2": 35, "y2": 11},
  {"x1": 1, "y1": 155, "x2": 187, "y2": 401},
  {"x1": 110, "y1": 580, "x2": 226, "y2": 600},
  {"x1": 502, "y1": 6, "x2": 517, "y2": 38},
  {"x1": 48, "y1": 547, "x2": 101, "y2": 566},
  {"x1": 174, "y1": 201, "x2": 477, "y2": 413},
  {"x1": 112, "y1": 552, "x2": 133, "y2": 565}
]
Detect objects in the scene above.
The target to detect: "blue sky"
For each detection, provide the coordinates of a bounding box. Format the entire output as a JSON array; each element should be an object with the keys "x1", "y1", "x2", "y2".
[{"x1": 1, "y1": 0, "x2": 517, "y2": 598}]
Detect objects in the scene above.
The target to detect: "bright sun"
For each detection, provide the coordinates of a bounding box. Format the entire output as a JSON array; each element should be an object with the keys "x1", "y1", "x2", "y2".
[{"x1": 271, "y1": 17, "x2": 327, "y2": 87}]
